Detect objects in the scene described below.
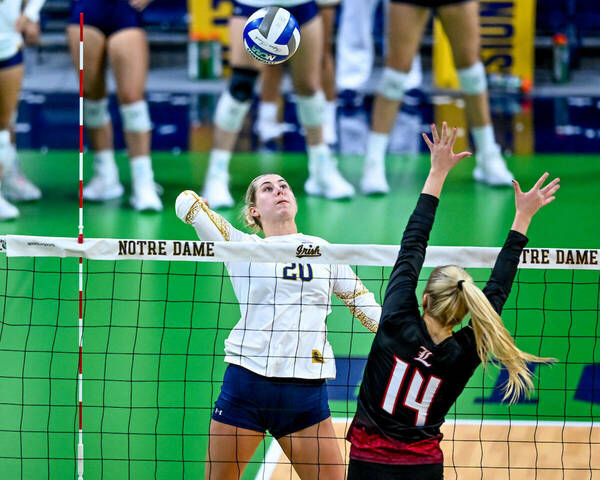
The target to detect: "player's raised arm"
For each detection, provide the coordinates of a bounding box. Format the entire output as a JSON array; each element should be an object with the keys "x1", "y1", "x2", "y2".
[
  {"x1": 333, "y1": 265, "x2": 381, "y2": 333},
  {"x1": 483, "y1": 172, "x2": 561, "y2": 314},
  {"x1": 383, "y1": 123, "x2": 471, "y2": 319},
  {"x1": 421, "y1": 122, "x2": 472, "y2": 199},
  {"x1": 511, "y1": 172, "x2": 560, "y2": 236},
  {"x1": 175, "y1": 190, "x2": 247, "y2": 242}
]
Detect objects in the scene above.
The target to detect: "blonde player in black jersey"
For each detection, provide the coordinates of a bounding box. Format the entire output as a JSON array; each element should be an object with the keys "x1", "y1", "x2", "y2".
[{"x1": 346, "y1": 122, "x2": 560, "y2": 479}]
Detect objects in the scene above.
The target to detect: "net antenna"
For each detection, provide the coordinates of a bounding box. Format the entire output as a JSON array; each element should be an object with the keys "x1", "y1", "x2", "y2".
[{"x1": 77, "y1": 12, "x2": 84, "y2": 480}]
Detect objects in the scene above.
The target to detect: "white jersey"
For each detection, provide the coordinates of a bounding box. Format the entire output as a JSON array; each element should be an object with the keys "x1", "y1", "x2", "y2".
[
  {"x1": 0, "y1": 0, "x2": 45, "y2": 60},
  {"x1": 189, "y1": 201, "x2": 381, "y2": 380}
]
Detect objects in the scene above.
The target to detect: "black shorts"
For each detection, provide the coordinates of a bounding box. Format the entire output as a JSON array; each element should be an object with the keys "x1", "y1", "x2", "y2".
[
  {"x1": 348, "y1": 459, "x2": 443, "y2": 480},
  {"x1": 390, "y1": 0, "x2": 473, "y2": 8}
]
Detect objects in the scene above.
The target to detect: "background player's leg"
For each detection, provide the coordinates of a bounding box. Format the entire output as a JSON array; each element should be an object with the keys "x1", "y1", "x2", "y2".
[
  {"x1": 319, "y1": 4, "x2": 338, "y2": 146},
  {"x1": 0, "y1": 62, "x2": 24, "y2": 219},
  {"x1": 4, "y1": 110, "x2": 42, "y2": 203},
  {"x1": 108, "y1": 27, "x2": 162, "y2": 210},
  {"x1": 362, "y1": 2, "x2": 430, "y2": 195},
  {"x1": 437, "y1": 0, "x2": 513, "y2": 186},
  {"x1": 256, "y1": 64, "x2": 291, "y2": 147},
  {"x1": 335, "y1": 0, "x2": 379, "y2": 94},
  {"x1": 205, "y1": 420, "x2": 265, "y2": 480},
  {"x1": 277, "y1": 417, "x2": 345, "y2": 480},
  {"x1": 202, "y1": 16, "x2": 262, "y2": 209},
  {"x1": 67, "y1": 25, "x2": 123, "y2": 202},
  {"x1": 289, "y1": 13, "x2": 354, "y2": 199},
  {"x1": 0, "y1": 56, "x2": 41, "y2": 205}
]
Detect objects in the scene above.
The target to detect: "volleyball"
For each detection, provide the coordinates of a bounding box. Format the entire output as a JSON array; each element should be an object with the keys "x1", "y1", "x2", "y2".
[{"x1": 243, "y1": 7, "x2": 301, "y2": 65}]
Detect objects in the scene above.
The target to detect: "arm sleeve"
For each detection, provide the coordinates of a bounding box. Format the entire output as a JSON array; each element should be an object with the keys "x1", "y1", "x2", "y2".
[
  {"x1": 382, "y1": 193, "x2": 439, "y2": 317},
  {"x1": 23, "y1": 0, "x2": 46, "y2": 22},
  {"x1": 482, "y1": 230, "x2": 529, "y2": 314},
  {"x1": 188, "y1": 200, "x2": 248, "y2": 242},
  {"x1": 333, "y1": 265, "x2": 381, "y2": 333}
]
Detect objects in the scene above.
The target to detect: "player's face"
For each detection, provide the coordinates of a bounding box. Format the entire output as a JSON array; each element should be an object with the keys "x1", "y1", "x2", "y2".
[{"x1": 253, "y1": 175, "x2": 298, "y2": 224}]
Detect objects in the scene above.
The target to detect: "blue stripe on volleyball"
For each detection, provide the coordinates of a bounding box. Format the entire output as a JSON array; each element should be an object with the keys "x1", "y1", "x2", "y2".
[
  {"x1": 274, "y1": 15, "x2": 299, "y2": 46},
  {"x1": 243, "y1": 17, "x2": 263, "y2": 37}
]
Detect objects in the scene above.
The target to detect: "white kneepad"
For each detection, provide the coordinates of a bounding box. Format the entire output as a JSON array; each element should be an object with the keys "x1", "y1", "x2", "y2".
[
  {"x1": 457, "y1": 62, "x2": 487, "y2": 95},
  {"x1": 295, "y1": 91, "x2": 326, "y2": 128},
  {"x1": 84, "y1": 98, "x2": 110, "y2": 128},
  {"x1": 378, "y1": 67, "x2": 408, "y2": 101},
  {"x1": 214, "y1": 90, "x2": 251, "y2": 133},
  {"x1": 120, "y1": 100, "x2": 152, "y2": 132}
]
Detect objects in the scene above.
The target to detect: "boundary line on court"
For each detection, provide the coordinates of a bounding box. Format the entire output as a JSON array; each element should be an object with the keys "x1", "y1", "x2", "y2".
[{"x1": 254, "y1": 418, "x2": 599, "y2": 480}]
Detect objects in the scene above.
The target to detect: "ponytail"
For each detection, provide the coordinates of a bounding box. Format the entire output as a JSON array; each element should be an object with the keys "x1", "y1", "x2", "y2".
[{"x1": 424, "y1": 266, "x2": 556, "y2": 404}]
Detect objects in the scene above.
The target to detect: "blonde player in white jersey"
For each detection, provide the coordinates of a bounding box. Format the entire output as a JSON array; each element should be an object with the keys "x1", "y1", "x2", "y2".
[
  {"x1": 0, "y1": 0, "x2": 45, "y2": 220},
  {"x1": 202, "y1": 0, "x2": 355, "y2": 210},
  {"x1": 176, "y1": 176, "x2": 381, "y2": 479},
  {"x1": 255, "y1": 0, "x2": 340, "y2": 148}
]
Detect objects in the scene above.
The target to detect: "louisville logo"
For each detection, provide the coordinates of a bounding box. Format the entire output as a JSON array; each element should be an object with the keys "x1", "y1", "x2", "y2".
[{"x1": 414, "y1": 346, "x2": 433, "y2": 368}]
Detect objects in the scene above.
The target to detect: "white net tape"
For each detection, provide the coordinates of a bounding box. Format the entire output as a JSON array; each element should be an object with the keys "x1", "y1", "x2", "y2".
[{"x1": 1, "y1": 234, "x2": 599, "y2": 269}]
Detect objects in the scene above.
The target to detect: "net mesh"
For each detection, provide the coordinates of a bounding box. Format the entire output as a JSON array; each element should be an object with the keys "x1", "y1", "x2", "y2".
[{"x1": 0, "y1": 235, "x2": 599, "y2": 479}]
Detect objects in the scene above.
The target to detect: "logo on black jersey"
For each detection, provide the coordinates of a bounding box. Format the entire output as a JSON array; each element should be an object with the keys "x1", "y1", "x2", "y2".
[
  {"x1": 296, "y1": 244, "x2": 322, "y2": 258},
  {"x1": 414, "y1": 346, "x2": 433, "y2": 367}
]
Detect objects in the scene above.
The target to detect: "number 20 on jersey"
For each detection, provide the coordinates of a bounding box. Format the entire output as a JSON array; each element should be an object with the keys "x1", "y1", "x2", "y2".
[{"x1": 282, "y1": 263, "x2": 313, "y2": 281}]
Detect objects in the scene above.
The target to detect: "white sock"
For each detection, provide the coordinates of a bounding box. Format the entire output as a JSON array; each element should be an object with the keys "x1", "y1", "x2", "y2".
[
  {"x1": 365, "y1": 131, "x2": 389, "y2": 168},
  {"x1": 323, "y1": 101, "x2": 337, "y2": 145},
  {"x1": 95, "y1": 149, "x2": 118, "y2": 179},
  {"x1": 471, "y1": 125, "x2": 497, "y2": 155},
  {"x1": 257, "y1": 101, "x2": 278, "y2": 126},
  {"x1": 207, "y1": 149, "x2": 231, "y2": 179},
  {"x1": 95, "y1": 149, "x2": 116, "y2": 167},
  {"x1": 307, "y1": 143, "x2": 330, "y2": 176},
  {"x1": 130, "y1": 155, "x2": 154, "y2": 184},
  {"x1": 4, "y1": 143, "x2": 19, "y2": 178},
  {"x1": 0, "y1": 130, "x2": 14, "y2": 176}
]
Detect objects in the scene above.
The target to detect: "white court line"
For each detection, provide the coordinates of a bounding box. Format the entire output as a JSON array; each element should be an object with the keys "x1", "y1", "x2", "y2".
[
  {"x1": 254, "y1": 438, "x2": 285, "y2": 480},
  {"x1": 254, "y1": 418, "x2": 598, "y2": 480}
]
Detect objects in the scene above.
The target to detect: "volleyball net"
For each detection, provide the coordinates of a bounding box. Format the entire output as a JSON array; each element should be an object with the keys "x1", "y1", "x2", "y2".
[{"x1": 0, "y1": 235, "x2": 598, "y2": 479}]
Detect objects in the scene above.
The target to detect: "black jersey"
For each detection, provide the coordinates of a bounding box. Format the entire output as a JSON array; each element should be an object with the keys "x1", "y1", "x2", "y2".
[{"x1": 347, "y1": 193, "x2": 528, "y2": 464}]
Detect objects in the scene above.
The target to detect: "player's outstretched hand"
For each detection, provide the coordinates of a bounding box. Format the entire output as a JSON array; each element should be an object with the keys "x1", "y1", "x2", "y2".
[
  {"x1": 513, "y1": 172, "x2": 560, "y2": 220},
  {"x1": 422, "y1": 122, "x2": 472, "y2": 175}
]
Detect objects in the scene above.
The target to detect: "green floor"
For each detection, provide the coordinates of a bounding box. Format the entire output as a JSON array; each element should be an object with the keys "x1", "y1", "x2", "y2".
[{"x1": 1, "y1": 151, "x2": 599, "y2": 479}]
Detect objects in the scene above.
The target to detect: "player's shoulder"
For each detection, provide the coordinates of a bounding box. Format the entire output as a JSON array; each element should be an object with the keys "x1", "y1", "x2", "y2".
[{"x1": 245, "y1": 233, "x2": 264, "y2": 242}]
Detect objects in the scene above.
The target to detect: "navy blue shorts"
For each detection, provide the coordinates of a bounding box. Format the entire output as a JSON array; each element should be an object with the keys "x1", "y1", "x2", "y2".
[
  {"x1": 0, "y1": 50, "x2": 23, "y2": 70},
  {"x1": 212, "y1": 364, "x2": 331, "y2": 439},
  {"x1": 232, "y1": 1, "x2": 319, "y2": 26},
  {"x1": 70, "y1": 0, "x2": 143, "y2": 37}
]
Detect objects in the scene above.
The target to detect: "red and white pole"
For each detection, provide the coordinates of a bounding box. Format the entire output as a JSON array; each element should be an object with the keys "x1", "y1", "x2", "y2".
[{"x1": 77, "y1": 12, "x2": 84, "y2": 480}]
